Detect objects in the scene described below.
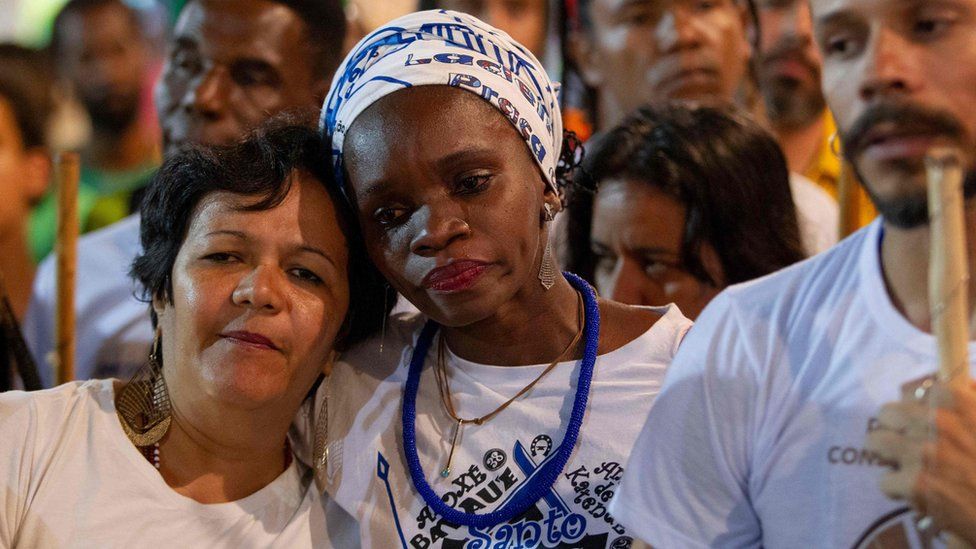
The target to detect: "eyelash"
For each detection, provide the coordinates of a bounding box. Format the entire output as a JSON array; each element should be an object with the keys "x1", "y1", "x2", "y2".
[{"x1": 455, "y1": 173, "x2": 493, "y2": 195}]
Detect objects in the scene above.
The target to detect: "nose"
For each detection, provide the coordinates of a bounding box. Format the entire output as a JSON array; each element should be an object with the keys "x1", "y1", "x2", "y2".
[
  {"x1": 791, "y1": 2, "x2": 814, "y2": 42},
  {"x1": 607, "y1": 258, "x2": 657, "y2": 306},
  {"x1": 232, "y1": 265, "x2": 286, "y2": 313},
  {"x1": 859, "y1": 27, "x2": 916, "y2": 102},
  {"x1": 409, "y1": 202, "x2": 471, "y2": 256},
  {"x1": 656, "y1": 6, "x2": 704, "y2": 53},
  {"x1": 184, "y1": 65, "x2": 228, "y2": 120}
]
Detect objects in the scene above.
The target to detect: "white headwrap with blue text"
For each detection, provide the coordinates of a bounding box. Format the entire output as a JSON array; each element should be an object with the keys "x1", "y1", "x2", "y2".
[{"x1": 321, "y1": 9, "x2": 563, "y2": 193}]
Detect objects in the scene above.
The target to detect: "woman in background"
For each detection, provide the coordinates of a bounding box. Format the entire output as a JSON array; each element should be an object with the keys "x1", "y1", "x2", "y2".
[{"x1": 566, "y1": 103, "x2": 807, "y2": 318}]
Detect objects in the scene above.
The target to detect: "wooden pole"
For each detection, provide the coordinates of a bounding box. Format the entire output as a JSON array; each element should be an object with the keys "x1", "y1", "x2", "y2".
[
  {"x1": 926, "y1": 147, "x2": 971, "y2": 549},
  {"x1": 927, "y1": 148, "x2": 971, "y2": 385},
  {"x1": 54, "y1": 152, "x2": 79, "y2": 385},
  {"x1": 837, "y1": 162, "x2": 860, "y2": 239}
]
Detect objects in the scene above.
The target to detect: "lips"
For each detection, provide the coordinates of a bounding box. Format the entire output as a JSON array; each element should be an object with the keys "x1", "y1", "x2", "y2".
[
  {"x1": 860, "y1": 124, "x2": 947, "y2": 161},
  {"x1": 220, "y1": 331, "x2": 280, "y2": 351},
  {"x1": 421, "y1": 260, "x2": 491, "y2": 293}
]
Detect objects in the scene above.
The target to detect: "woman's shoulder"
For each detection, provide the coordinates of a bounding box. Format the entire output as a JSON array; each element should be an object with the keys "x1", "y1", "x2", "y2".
[
  {"x1": 596, "y1": 299, "x2": 692, "y2": 357},
  {"x1": 0, "y1": 379, "x2": 113, "y2": 423}
]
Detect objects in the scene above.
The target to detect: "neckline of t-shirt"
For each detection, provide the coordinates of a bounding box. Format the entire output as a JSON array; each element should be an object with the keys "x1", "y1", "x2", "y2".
[
  {"x1": 94, "y1": 378, "x2": 309, "y2": 516},
  {"x1": 439, "y1": 304, "x2": 680, "y2": 378},
  {"x1": 859, "y1": 218, "x2": 976, "y2": 358}
]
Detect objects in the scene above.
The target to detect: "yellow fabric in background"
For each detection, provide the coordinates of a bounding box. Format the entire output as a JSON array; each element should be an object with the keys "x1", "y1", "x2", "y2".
[{"x1": 803, "y1": 113, "x2": 877, "y2": 232}]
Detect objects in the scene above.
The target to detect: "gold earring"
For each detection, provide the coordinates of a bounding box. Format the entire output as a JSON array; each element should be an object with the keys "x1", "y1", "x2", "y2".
[
  {"x1": 312, "y1": 375, "x2": 331, "y2": 492},
  {"x1": 543, "y1": 203, "x2": 556, "y2": 222},
  {"x1": 116, "y1": 328, "x2": 172, "y2": 447},
  {"x1": 829, "y1": 131, "x2": 842, "y2": 157}
]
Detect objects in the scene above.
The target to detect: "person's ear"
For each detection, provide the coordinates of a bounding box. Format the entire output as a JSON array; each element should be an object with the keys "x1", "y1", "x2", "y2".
[
  {"x1": 567, "y1": 28, "x2": 604, "y2": 88},
  {"x1": 22, "y1": 148, "x2": 50, "y2": 206},
  {"x1": 321, "y1": 349, "x2": 339, "y2": 377}
]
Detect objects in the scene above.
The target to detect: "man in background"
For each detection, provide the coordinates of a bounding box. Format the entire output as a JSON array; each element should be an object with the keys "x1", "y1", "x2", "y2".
[
  {"x1": 567, "y1": 0, "x2": 837, "y2": 255},
  {"x1": 30, "y1": 0, "x2": 160, "y2": 262},
  {"x1": 755, "y1": 0, "x2": 876, "y2": 230},
  {"x1": 24, "y1": 0, "x2": 347, "y2": 385}
]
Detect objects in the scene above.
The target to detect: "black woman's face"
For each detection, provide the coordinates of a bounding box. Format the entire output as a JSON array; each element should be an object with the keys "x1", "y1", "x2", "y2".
[{"x1": 343, "y1": 86, "x2": 551, "y2": 328}]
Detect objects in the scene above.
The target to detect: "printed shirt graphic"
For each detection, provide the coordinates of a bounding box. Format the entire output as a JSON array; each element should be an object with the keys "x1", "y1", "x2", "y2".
[
  {"x1": 322, "y1": 307, "x2": 691, "y2": 548},
  {"x1": 609, "y1": 219, "x2": 976, "y2": 549}
]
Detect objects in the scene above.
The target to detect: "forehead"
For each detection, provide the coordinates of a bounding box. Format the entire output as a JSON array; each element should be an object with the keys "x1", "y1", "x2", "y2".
[
  {"x1": 60, "y1": 3, "x2": 139, "y2": 46},
  {"x1": 175, "y1": 0, "x2": 309, "y2": 65}
]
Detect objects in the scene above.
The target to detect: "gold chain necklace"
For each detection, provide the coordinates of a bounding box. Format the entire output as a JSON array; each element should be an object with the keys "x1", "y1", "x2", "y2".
[{"x1": 433, "y1": 291, "x2": 585, "y2": 477}]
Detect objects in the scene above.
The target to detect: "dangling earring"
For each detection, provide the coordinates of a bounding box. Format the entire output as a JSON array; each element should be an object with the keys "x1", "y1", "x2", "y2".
[
  {"x1": 312, "y1": 354, "x2": 335, "y2": 491},
  {"x1": 116, "y1": 327, "x2": 172, "y2": 447},
  {"x1": 539, "y1": 203, "x2": 557, "y2": 290}
]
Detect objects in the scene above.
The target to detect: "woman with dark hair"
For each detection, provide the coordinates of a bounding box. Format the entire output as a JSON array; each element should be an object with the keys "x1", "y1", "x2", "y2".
[
  {"x1": 0, "y1": 122, "x2": 389, "y2": 546},
  {"x1": 315, "y1": 10, "x2": 691, "y2": 547},
  {"x1": 566, "y1": 102, "x2": 806, "y2": 319}
]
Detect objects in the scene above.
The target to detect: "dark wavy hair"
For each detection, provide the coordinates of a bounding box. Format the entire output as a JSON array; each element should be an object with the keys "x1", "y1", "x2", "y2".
[
  {"x1": 566, "y1": 102, "x2": 805, "y2": 286},
  {"x1": 131, "y1": 117, "x2": 395, "y2": 350}
]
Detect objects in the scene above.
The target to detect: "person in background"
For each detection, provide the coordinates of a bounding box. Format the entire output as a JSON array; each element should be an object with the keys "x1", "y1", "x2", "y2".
[
  {"x1": 566, "y1": 103, "x2": 805, "y2": 319},
  {"x1": 23, "y1": 0, "x2": 347, "y2": 386},
  {"x1": 0, "y1": 45, "x2": 53, "y2": 321},
  {"x1": 755, "y1": 0, "x2": 876, "y2": 229},
  {"x1": 419, "y1": 0, "x2": 550, "y2": 59},
  {"x1": 29, "y1": 0, "x2": 161, "y2": 262},
  {"x1": 565, "y1": 0, "x2": 838, "y2": 256},
  {"x1": 0, "y1": 121, "x2": 388, "y2": 546},
  {"x1": 608, "y1": 0, "x2": 976, "y2": 545}
]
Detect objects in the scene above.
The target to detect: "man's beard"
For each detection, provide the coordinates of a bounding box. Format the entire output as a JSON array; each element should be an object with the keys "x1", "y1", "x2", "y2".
[
  {"x1": 758, "y1": 38, "x2": 826, "y2": 130},
  {"x1": 853, "y1": 165, "x2": 976, "y2": 229},
  {"x1": 83, "y1": 90, "x2": 141, "y2": 134},
  {"x1": 843, "y1": 102, "x2": 975, "y2": 229}
]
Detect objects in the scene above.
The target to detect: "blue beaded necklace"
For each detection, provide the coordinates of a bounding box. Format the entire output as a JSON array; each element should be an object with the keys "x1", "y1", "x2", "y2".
[{"x1": 401, "y1": 272, "x2": 601, "y2": 529}]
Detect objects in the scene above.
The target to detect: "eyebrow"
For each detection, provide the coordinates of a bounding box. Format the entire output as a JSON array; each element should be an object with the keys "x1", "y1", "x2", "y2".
[
  {"x1": 203, "y1": 230, "x2": 340, "y2": 270},
  {"x1": 814, "y1": 7, "x2": 862, "y2": 29},
  {"x1": 434, "y1": 145, "x2": 501, "y2": 172}
]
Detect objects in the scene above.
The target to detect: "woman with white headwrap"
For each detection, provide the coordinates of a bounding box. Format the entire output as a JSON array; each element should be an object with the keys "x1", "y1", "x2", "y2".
[{"x1": 315, "y1": 10, "x2": 691, "y2": 547}]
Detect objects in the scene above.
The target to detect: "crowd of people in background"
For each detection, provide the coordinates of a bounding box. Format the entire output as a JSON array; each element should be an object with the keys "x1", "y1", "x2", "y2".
[{"x1": 2, "y1": 0, "x2": 976, "y2": 547}]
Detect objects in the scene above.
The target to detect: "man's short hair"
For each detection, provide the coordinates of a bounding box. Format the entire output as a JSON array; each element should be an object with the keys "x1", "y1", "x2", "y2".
[
  {"x1": 268, "y1": 0, "x2": 348, "y2": 78},
  {"x1": 50, "y1": 0, "x2": 144, "y2": 56},
  {"x1": 0, "y1": 44, "x2": 53, "y2": 149}
]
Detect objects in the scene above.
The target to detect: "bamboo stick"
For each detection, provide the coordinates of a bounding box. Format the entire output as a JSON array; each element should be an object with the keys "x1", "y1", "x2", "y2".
[
  {"x1": 54, "y1": 151, "x2": 79, "y2": 385},
  {"x1": 926, "y1": 147, "x2": 971, "y2": 549}
]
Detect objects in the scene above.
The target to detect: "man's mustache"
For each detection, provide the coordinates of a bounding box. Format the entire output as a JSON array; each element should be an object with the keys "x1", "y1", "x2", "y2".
[{"x1": 842, "y1": 102, "x2": 966, "y2": 162}]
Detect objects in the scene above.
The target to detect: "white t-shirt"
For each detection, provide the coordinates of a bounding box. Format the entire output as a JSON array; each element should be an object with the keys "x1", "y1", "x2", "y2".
[
  {"x1": 24, "y1": 214, "x2": 153, "y2": 386},
  {"x1": 790, "y1": 172, "x2": 839, "y2": 256},
  {"x1": 321, "y1": 306, "x2": 692, "y2": 548},
  {"x1": 0, "y1": 379, "x2": 333, "y2": 548},
  {"x1": 609, "y1": 218, "x2": 972, "y2": 548}
]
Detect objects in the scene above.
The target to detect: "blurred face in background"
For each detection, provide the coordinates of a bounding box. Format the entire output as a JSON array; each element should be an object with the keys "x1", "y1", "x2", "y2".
[
  {"x1": 437, "y1": 0, "x2": 549, "y2": 57},
  {"x1": 590, "y1": 178, "x2": 724, "y2": 319},
  {"x1": 155, "y1": 0, "x2": 325, "y2": 156},
  {"x1": 756, "y1": 0, "x2": 826, "y2": 130},
  {"x1": 574, "y1": 0, "x2": 751, "y2": 128},
  {"x1": 57, "y1": 2, "x2": 148, "y2": 134},
  {"x1": 0, "y1": 97, "x2": 48, "y2": 237}
]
